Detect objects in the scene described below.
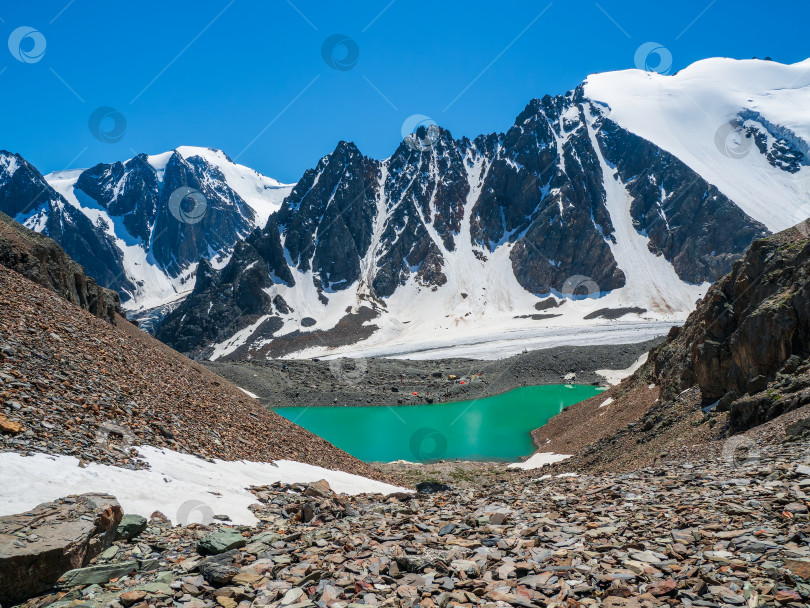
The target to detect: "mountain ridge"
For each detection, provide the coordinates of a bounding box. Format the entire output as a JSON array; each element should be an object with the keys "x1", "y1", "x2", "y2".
[
  {"x1": 157, "y1": 57, "x2": 810, "y2": 360},
  {"x1": 2, "y1": 57, "x2": 809, "y2": 360}
]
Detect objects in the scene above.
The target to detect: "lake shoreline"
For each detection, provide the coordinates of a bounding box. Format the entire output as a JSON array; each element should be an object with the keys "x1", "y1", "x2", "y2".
[
  {"x1": 271, "y1": 385, "x2": 602, "y2": 462},
  {"x1": 205, "y1": 338, "x2": 660, "y2": 408}
]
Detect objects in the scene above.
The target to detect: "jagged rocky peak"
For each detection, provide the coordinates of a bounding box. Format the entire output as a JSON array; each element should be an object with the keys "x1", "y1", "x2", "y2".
[
  {"x1": 279, "y1": 140, "x2": 380, "y2": 292},
  {"x1": 476, "y1": 92, "x2": 628, "y2": 295},
  {"x1": 72, "y1": 147, "x2": 259, "y2": 278},
  {"x1": 0, "y1": 146, "x2": 293, "y2": 312},
  {"x1": 76, "y1": 153, "x2": 160, "y2": 245},
  {"x1": 0, "y1": 150, "x2": 60, "y2": 219},
  {"x1": 156, "y1": 59, "x2": 810, "y2": 360},
  {"x1": 387, "y1": 126, "x2": 471, "y2": 247}
]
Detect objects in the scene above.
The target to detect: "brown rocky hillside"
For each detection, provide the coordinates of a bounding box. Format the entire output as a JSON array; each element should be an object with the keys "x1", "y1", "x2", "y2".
[
  {"x1": 0, "y1": 211, "x2": 120, "y2": 323},
  {"x1": 534, "y1": 220, "x2": 810, "y2": 472},
  {"x1": 0, "y1": 262, "x2": 385, "y2": 480}
]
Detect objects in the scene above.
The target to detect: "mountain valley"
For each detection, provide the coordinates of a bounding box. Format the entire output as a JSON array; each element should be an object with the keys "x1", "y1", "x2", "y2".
[{"x1": 2, "y1": 52, "x2": 810, "y2": 608}]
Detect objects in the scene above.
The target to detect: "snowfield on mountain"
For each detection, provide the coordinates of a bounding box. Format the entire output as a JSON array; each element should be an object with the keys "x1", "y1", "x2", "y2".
[
  {"x1": 2, "y1": 57, "x2": 809, "y2": 359},
  {"x1": 158, "y1": 57, "x2": 809, "y2": 360}
]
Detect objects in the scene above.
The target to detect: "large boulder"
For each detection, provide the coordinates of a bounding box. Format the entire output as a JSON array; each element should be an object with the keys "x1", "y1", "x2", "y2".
[{"x1": 0, "y1": 493, "x2": 123, "y2": 605}]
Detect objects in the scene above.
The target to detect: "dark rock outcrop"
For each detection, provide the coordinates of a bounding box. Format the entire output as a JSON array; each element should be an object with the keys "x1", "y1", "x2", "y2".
[
  {"x1": 646, "y1": 220, "x2": 810, "y2": 431},
  {"x1": 597, "y1": 119, "x2": 768, "y2": 283},
  {"x1": 76, "y1": 154, "x2": 160, "y2": 245},
  {"x1": 0, "y1": 211, "x2": 121, "y2": 322},
  {"x1": 279, "y1": 141, "x2": 379, "y2": 292}
]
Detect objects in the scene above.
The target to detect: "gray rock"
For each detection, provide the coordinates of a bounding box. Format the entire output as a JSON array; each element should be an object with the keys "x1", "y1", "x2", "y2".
[
  {"x1": 438, "y1": 523, "x2": 456, "y2": 535},
  {"x1": 199, "y1": 550, "x2": 240, "y2": 587},
  {"x1": 197, "y1": 529, "x2": 247, "y2": 555},
  {"x1": 57, "y1": 560, "x2": 138, "y2": 588},
  {"x1": 416, "y1": 481, "x2": 451, "y2": 494},
  {"x1": 115, "y1": 514, "x2": 148, "y2": 541}
]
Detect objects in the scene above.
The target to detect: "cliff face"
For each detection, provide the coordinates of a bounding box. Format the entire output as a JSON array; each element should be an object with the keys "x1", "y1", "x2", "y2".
[
  {"x1": 648, "y1": 220, "x2": 810, "y2": 431},
  {"x1": 157, "y1": 93, "x2": 768, "y2": 359},
  {"x1": 0, "y1": 212, "x2": 121, "y2": 323},
  {"x1": 530, "y1": 220, "x2": 810, "y2": 475}
]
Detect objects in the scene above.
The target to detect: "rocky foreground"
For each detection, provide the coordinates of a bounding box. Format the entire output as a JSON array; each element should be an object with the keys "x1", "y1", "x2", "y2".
[{"x1": 4, "y1": 437, "x2": 809, "y2": 608}]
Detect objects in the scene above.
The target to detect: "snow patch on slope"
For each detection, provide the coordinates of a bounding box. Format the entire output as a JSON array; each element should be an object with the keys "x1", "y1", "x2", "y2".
[
  {"x1": 0, "y1": 154, "x2": 19, "y2": 178},
  {"x1": 0, "y1": 446, "x2": 407, "y2": 526},
  {"x1": 596, "y1": 352, "x2": 649, "y2": 386},
  {"x1": 508, "y1": 452, "x2": 570, "y2": 470}
]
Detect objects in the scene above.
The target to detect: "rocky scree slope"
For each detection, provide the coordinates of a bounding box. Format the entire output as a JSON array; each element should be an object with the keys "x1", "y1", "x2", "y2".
[
  {"x1": 533, "y1": 220, "x2": 810, "y2": 472},
  {"x1": 0, "y1": 262, "x2": 384, "y2": 480},
  {"x1": 158, "y1": 88, "x2": 768, "y2": 359},
  {"x1": 8, "y1": 443, "x2": 810, "y2": 608},
  {"x1": 0, "y1": 211, "x2": 120, "y2": 323}
]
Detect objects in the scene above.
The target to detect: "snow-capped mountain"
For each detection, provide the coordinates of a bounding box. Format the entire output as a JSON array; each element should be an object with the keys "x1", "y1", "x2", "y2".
[
  {"x1": 156, "y1": 57, "x2": 810, "y2": 361},
  {"x1": 0, "y1": 152, "x2": 126, "y2": 291},
  {"x1": 0, "y1": 147, "x2": 293, "y2": 327}
]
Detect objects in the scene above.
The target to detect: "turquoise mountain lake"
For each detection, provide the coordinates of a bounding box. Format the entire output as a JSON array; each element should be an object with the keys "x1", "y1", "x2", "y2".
[{"x1": 273, "y1": 384, "x2": 604, "y2": 462}]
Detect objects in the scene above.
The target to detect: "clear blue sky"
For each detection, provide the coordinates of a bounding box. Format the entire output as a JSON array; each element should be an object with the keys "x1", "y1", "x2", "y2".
[{"x1": 2, "y1": 1, "x2": 808, "y2": 183}]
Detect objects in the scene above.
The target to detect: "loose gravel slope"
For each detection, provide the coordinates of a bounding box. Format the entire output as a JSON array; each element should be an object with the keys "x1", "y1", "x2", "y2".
[{"x1": 0, "y1": 263, "x2": 386, "y2": 481}]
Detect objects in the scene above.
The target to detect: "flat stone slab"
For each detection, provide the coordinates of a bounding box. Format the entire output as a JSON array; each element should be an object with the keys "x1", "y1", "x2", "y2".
[
  {"x1": 57, "y1": 560, "x2": 138, "y2": 588},
  {"x1": 197, "y1": 529, "x2": 247, "y2": 555},
  {"x1": 0, "y1": 493, "x2": 122, "y2": 605}
]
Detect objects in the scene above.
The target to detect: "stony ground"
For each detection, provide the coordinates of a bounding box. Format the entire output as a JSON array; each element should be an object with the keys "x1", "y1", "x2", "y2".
[
  {"x1": 18, "y1": 437, "x2": 810, "y2": 608},
  {"x1": 204, "y1": 341, "x2": 658, "y2": 408}
]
